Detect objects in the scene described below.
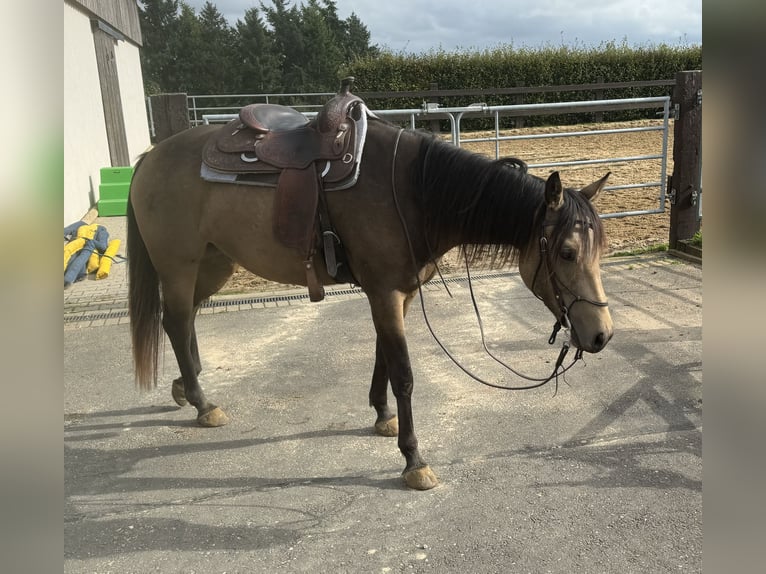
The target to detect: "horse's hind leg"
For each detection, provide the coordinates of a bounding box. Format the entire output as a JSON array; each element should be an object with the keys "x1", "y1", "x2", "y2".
[
  {"x1": 170, "y1": 323, "x2": 201, "y2": 407},
  {"x1": 170, "y1": 247, "x2": 236, "y2": 410},
  {"x1": 169, "y1": 247, "x2": 236, "y2": 420}
]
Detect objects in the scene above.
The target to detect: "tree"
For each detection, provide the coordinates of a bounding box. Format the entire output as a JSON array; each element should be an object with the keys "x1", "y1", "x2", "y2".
[
  {"x1": 166, "y1": 3, "x2": 203, "y2": 92},
  {"x1": 261, "y1": 0, "x2": 306, "y2": 91},
  {"x1": 345, "y1": 12, "x2": 379, "y2": 62},
  {"x1": 297, "y1": 0, "x2": 344, "y2": 91},
  {"x1": 235, "y1": 7, "x2": 281, "y2": 93},
  {"x1": 261, "y1": 0, "x2": 378, "y2": 92},
  {"x1": 138, "y1": 0, "x2": 382, "y2": 94},
  {"x1": 315, "y1": 0, "x2": 345, "y2": 49},
  {"x1": 195, "y1": 2, "x2": 236, "y2": 94},
  {"x1": 138, "y1": 0, "x2": 181, "y2": 93}
]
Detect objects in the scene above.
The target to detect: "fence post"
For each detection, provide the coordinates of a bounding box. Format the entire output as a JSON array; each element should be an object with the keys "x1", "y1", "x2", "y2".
[
  {"x1": 514, "y1": 81, "x2": 525, "y2": 128},
  {"x1": 594, "y1": 76, "x2": 604, "y2": 123},
  {"x1": 428, "y1": 82, "x2": 441, "y2": 133},
  {"x1": 149, "y1": 93, "x2": 190, "y2": 143},
  {"x1": 669, "y1": 70, "x2": 702, "y2": 251}
]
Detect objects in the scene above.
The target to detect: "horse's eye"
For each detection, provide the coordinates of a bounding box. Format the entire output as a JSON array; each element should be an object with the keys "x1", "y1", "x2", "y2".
[{"x1": 561, "y1": 249, "x2": 577, "y2": 262}]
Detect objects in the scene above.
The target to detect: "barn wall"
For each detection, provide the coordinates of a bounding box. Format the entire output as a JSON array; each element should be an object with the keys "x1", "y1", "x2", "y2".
[
  {"x1": 114, "y1": 41, "x2": 152, "y2": 163},
  {"x1": 73, "y1": 0, "x2": 142, "y2": 44},
  {"x1": 64, "y1": 0, "x2": 150, "y2": 224},
  {"x1": 64, "y1": 1, "x2": 110, "y2": 225}
]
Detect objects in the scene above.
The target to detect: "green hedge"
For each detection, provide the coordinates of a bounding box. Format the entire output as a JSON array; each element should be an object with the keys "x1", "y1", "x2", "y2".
[{"x1": 342, "y1": 41, "x2": 702, "y2": 126}]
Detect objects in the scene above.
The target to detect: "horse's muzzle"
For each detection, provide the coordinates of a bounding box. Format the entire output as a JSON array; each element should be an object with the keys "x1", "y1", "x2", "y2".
[{"x1": 572, "y1": 326, "x2": 613, "y2": 353}]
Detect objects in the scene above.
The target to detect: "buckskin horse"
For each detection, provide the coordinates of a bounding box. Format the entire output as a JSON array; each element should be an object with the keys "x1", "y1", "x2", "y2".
[{"x1": 127, "y1": 80, "x2": 613, "y2": 490}]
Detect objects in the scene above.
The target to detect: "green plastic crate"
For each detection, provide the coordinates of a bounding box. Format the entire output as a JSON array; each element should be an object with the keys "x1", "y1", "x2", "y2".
[
  {"x1": 100, "y1": 166, "x2": 134, "y2": 184},
  {"x1": 98, "y1": 166, "x2": 134, "y2": 216},
  {"x1": 99, "y1": 182, "x2": 129, "y2": 201},
  {"x1": 98, "y1": 198, "x2": 128, "y2": 216}
]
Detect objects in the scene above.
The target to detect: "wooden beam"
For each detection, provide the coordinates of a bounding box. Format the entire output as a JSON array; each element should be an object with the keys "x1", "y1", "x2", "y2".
[
  {"x1": 669, "y1": 70, "x2": 703, "y2": 249},
  {"x1": 92, "y1": 26, "x2": 130, "y2": 166},
  {"x1": 150, "y1": 94, "x2": 190, "y2": 143}
]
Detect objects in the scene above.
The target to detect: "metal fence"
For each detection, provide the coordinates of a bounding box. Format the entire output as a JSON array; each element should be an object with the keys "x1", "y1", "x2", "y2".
[
  {"x1": 201, "y1": 96, "x2": 671, "y2": 220},
  {"x1": 188, "y1": 92, "x2": 334, "y2": 128}
]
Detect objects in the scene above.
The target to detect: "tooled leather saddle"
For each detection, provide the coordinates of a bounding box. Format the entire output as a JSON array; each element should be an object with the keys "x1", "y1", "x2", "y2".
[{"x1": 201, "y1": 77, "x2": 369, "y2": 301}]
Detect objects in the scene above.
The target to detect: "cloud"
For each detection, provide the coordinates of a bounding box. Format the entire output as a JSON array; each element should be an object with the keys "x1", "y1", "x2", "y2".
[{"x1": 182, "y1": 0, "x2": 702, "y2": 53}]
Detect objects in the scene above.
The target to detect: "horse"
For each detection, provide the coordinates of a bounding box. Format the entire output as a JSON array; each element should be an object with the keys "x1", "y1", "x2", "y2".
[{"x1": 127, "y1": 105, "x2": 613, "y2": 490}]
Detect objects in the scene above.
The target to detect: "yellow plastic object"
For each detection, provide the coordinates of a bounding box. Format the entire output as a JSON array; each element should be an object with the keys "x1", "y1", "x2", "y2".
[
  {"x1": 87, "y1": 251, "x2": 101, "y2": 273},
  {"x1": 64, "y1": 238, "x2": 85, "y2": 270},
  {"x1": 96, "y1": 239, "x2": 121, "y2": 279}
]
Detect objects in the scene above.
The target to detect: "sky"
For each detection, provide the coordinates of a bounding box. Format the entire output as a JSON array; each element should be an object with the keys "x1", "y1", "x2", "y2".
[{"x1": 182, "y1": 0, "x2": 702, "y2": 54}]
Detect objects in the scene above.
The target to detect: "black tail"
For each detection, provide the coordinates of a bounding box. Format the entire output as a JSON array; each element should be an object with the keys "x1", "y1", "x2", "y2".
[{"x1": 126, "y1": 158, "x2": 162, "y2": 390}]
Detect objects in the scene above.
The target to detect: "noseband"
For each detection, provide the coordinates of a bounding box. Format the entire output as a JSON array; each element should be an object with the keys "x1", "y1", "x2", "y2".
[{"x1": 531, "y1": 220, "x2": 609, "y2": 346}]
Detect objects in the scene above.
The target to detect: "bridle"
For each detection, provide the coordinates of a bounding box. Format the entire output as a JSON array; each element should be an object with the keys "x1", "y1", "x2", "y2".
[
  {"x1": 530, "y1": 219, "x2": 610, "y2": 347},
  {"x1": 390, "y1": 127, "x2": 608, "y2": 392}
]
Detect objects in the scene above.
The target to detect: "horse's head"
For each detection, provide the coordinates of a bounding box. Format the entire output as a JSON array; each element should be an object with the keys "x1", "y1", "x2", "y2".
[{"x1": 519, "y1": 171, "x2": 613, "y2": 353}]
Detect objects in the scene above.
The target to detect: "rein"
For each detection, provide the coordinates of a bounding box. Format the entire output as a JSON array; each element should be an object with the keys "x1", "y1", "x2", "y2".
[{"x1": 390, "y1": 128, "x2": 601, "y2": 392}]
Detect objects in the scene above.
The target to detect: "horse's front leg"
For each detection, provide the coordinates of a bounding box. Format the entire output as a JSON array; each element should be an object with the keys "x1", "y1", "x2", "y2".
[
  {"x1": 368, "y1": 291, "x2": 438, "y2": 490},
  {"x1": 369, "y1": 292, "x2": 416, "y2": 437}
]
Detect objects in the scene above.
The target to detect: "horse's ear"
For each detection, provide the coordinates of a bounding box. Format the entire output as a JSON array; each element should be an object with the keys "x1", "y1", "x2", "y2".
[
  {"x1": 580, "y1": 172, "x2": 611, "y2": 202},
  {"x1": 545, "y1": 172, "x2": 564, "y2": 211}
]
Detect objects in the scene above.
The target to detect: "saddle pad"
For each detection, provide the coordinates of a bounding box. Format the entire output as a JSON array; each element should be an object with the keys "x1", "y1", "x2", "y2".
[{"x1": 200, "y1": 162, "x2": 360, "y2": 191}]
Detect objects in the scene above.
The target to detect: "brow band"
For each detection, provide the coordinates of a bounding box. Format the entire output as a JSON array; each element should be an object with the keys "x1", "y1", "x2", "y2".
[{"x1": 542, "y1": 219, "x2": 593, "y2": 229}]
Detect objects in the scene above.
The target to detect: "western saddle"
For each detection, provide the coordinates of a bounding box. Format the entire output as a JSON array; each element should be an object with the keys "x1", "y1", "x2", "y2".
[{"x1": 202, "y1": 77, "x2": 368, "y2": 302}]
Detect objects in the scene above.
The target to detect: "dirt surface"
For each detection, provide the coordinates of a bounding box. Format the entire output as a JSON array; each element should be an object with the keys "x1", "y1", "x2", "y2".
[{"x1": 223, "y1": 119, "x2": 674, "y2": 294}]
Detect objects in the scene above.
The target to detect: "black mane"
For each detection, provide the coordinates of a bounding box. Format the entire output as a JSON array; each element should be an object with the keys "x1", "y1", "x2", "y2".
[{"x1": 413, "y1": 133, "x2": 605, "y2": 265}]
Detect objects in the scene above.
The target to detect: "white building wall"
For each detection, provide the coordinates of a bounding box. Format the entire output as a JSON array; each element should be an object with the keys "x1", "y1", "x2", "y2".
[
  {"x1": 64, "y1": 1, "x2": 110, "y2": 225},
  {"x1": 64, "y1": 1, "x2": 151, "y2": 225},
  {"x1": 114, "y1": 41, "x2": 151, "y2": 163}
]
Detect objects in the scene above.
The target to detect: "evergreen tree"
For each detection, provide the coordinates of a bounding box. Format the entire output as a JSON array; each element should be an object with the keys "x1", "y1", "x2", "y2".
[
  {"x1": 167, "y1": 3, "x2": 202, "y2": 92},
  {"x1": 138, "y1": 0, "x2": 181, "y2": 93},
  {"x1": 261, "y1": 0, "x2": 306, "y2": 92},
  {"x1": 195, "y1": 2, "x2": 236, "y2": 94},
  {"x1": 316, "y1": 0, "x2": 346, "y2": 49},
  {"x1": 235, "y1": 8, "x2": 281, "y2": 93},
  {"x1": 297, "y1": 0, "x2": 344, "y2": 91},
  {"x1": 345, "y1": 12, "x2": 379, "y2": 62},
  {"x1": 138, "y1": 0, "x2": 381, "y2": 95}
]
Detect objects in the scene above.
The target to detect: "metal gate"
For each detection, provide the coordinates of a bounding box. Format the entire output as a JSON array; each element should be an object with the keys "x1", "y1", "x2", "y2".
[{"x1": 201, "y1": 96, "x2": 672, "y2": 220}]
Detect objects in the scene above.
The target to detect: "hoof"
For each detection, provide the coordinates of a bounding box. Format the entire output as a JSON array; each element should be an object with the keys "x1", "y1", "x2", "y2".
[
  {"x1": 171, "y1": 379, "x2": 188, "y2": 406},
  {"x1": 403, "y1": 465, "x2": 439, "y2": 490},
  {"x1": 197, "y1": 406, "x2": 229, "y2": 427},
  {"x1": 374, "y1": 416, "x2": 399, "y2": 437}
]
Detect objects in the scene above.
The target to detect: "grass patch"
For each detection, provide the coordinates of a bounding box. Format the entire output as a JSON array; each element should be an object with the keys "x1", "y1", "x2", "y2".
[
  {"x1": 609, "y1": 243, "x2": 669, "y2": 257},
  {"x1": 689, "y1": 230, "x2": 702, "y2": 247}
]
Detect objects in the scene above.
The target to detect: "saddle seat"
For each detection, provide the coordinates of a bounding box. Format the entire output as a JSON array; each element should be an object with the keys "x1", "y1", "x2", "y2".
[
  {"x1": 201, "y1": 77, "x2": 368, "y2": 302},
  {"x1": 239, "y1": 103, "x2": 310, "y2": 133}
]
